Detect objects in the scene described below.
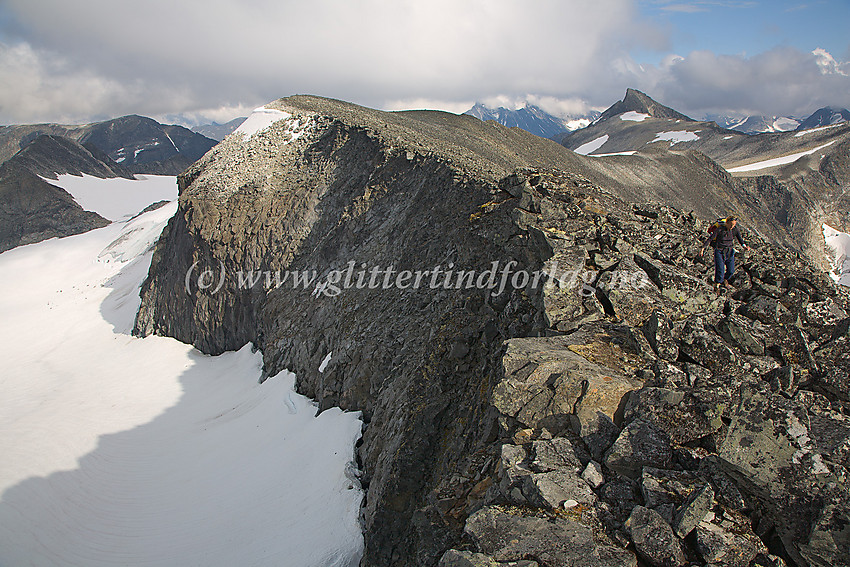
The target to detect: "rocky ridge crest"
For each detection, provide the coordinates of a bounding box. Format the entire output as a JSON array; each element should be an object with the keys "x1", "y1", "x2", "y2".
[{"x1": 134, "y1": 96, "x2": 850, "y2": 567}]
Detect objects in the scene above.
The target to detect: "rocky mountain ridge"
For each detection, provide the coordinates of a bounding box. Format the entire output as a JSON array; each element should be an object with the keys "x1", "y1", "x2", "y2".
[
  {"x1": 0, "y1": 156, "x2": 109, "y2": 253},
  {"x1": 134, "y1": 95, "x2": 850, "y2": 566},
  {"x1": 559, "y1": 89, "x2": 850, "y2": 272},
  {"x1": 0, "y1": 114, "x2": 217, "y2": 176},
  {"x1": 0, "y1": 115, "x2": 217, "y2": 252},
  {"x1": 797, "y1": 107, "x2": 850, "y2": 131}
]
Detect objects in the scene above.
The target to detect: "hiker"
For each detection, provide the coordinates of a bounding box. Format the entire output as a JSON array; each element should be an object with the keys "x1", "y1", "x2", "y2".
[{"x1": 698, "y1": 215, "x2": 750, "y2": 292}]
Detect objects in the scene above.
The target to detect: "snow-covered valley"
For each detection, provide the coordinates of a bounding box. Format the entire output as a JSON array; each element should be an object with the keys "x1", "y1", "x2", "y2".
[{"x1": 0, "y1": 176, "x2": 364, "y2": 566}]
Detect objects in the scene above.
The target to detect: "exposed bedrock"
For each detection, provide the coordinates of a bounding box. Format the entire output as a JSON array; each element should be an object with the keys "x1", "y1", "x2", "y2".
[{"x1": 135, "y1": 96, "x2": 850, "y2": 567}]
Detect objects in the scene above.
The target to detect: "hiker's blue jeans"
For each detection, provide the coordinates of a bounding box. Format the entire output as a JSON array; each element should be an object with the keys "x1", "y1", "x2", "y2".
[{"x1": 714, "y1": 247, "x2": 735, "y2": 284}]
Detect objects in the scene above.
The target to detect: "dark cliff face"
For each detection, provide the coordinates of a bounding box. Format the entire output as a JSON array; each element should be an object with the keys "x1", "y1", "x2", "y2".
[
  {"x1": 11, "y1": 134, "x2": 134, "y2": 180},
  {"x1": 0, "y1": 160, "x2": 109, "y2": 253},
  {"x1": 135, "y1": 96, "x2": 850, "y2": 567},
  {"x1": 0, "y1": 116, "x2": 218, "y2": 176}
]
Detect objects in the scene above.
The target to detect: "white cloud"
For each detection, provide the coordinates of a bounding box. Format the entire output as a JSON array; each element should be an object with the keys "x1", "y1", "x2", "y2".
[
  {"x1": 0, "y1": 0, "x2": 660, "y2": 123},
  {"x1": 1, "y1": 1, "x2": 848, "y2": 125},
  {"x1": 634, "y1": 47, "x2": 850, "y2": 117}
]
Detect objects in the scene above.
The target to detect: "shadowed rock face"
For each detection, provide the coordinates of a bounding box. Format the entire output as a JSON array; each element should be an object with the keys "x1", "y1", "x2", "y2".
[
  {"x1": 0, "y1": 115, "x2": 217, "y2": 176},
  {"x1": 135, "y1": 95, "x2": 850, "y2": 567},
  {"x1": 0, "y1": 160, "x2": 109, "y2": 253}
]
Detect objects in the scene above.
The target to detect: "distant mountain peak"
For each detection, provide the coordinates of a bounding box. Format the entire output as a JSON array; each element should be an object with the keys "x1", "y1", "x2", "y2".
[
  {"x1": 597, "y1": 88, "x2": 692, "y2": 123},
  {"x1": 797, "y1": 106, "x2": 850, "y2": 130},
  {"x1": 465, "y1": 101, "x2": 596, "y2": 140}
]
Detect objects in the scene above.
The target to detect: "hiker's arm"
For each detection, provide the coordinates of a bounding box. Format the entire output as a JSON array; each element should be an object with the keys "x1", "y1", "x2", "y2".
[{"x1": 735, "y1": 227, "x2": 750, "y2": 249}]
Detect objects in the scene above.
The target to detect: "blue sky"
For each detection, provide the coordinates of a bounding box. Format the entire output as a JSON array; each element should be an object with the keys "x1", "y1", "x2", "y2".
[
  {"x1": 0, "y1": 0, "x2": 848, "y2": 125},
  {"x1": 637, "y1": 1, "x2": 850, "y2": 63}
]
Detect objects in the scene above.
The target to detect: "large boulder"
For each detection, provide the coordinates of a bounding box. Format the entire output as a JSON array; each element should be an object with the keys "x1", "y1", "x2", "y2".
[
  {"x1": 625, "y1": 505, "x2": 687, "y2": 567},
  {"x1": 719, "y1": 389, "x2": 850, "y2": 566},
  {"x1": 465, "y1": 506, "x2": 636, "y2": 567},
  {"x1": 695, "y1": 508, "x2": 767, "y2": 567},
  {"x1": 495, "y1": 337, "x2": 639, "y2": 449},
  {"x1": 641, "y1": 310, "x2": 679, "y2": 361},
  {"x1": 679, "y1": 317, "x2": 738, "y2": 374},
  {"x1": 604, "y1": 419, "x2": 673, "y2": 479}
]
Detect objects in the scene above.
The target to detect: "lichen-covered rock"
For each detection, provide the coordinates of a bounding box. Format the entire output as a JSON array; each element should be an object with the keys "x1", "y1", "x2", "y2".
[
  {"x1": 671, "y1": 483, "x2": 714, "y2": 538},
  {"x1": 498, "y1": 444, "x2": 531, "y2": 504},
  {"x1": 641, "y1": 310, "x2": 679, "y2": 361},
  {"x1": 437, "y1": 550, "x2": 499, "y2": 567},
  {"x1": 812, "y1": 319, "x2": 850, "y2": 402},
  {"x1": 465, "y1": 506, "x2": 636, "y2": 567},
  {"x1": 495, "y1": 337, "x2": 639, "y2": 446},
  {"x1": 695, "y1": 508, "x2": 767, "y2": 567},
  {"x1": 716, "y1": 314, "x2": 765, "y2": 355},
  {"x1": 582, "y1": 460, "x2": 605, "y2": 489},
  {"x1": 679, "y1": 317, "x2": 739, "y2": 374},
  {"x1": 521, "y1": 468, "x2": 597, "y2": 510},
  {"x1": 623, "y1": 386, "x2": 723, "y2": 445},
  {"x1": 604, "y1": 420, "x2": 673, "y2": 479},
  {"x1": 640, "y1": 468, "x2": 703, "y2": 524},
  {"x1": 719, "y1": 389, "x2": 850, "y2": 566},
  {"x1": 738, "y1": 294, "x2": 789, "y2": 324},
  {"x1": 625, "y1": 505, "x2": 687, "y2": 567}
]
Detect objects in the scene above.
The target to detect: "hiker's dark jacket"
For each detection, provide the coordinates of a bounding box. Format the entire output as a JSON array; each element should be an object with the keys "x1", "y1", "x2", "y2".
[{"x1": 703, "y1": 223, "x2": 746, "y2": 250}]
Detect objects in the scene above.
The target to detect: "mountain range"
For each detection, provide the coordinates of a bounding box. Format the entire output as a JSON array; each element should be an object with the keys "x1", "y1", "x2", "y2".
[
  {"x1": 0, "y1": 115, "x2": 217, "y2": 251},
  {"x1": 3, "y1": 89, "x2": 850, "y2": 566},
  {"x1": 707, "y1": 106, "x2": 849, "y2": 134},
  {"x1": 558, "y1": 88, "x2": 850, "y2": 270},
  {"x1": 465, "y1": 102, "x2": 598, "y2": 139},
  {"x1": 191, "y1": 117, "x2": 248, "y2": 141}
]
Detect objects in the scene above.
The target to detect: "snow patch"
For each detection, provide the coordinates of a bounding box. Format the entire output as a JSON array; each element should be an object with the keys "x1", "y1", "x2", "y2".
[
  {"x1": 234, "y1": 106, "x2": 293, "y2": 139},
  {"x1": 823, "y1": 223, "x2": 850, "y2": 287},
  {"x1": 574, "y1": 135, "x2": 609, "y2": 155},
  {"x1": 649, "y1": 130, "x2": 700, "y2": 145},
  {"x1": 794, "y1": 123, "x2": 843, "y2": 137},
  {"x1": 589, "y1": 151, "x2": 637, "y2": 157},
  {"x1": 620, "y1": 111, "x2": 649, "y2": 122},
  {"x1": 49, "y1": 174, "x2": 179, "y2": 222},
  {"x1": 727, "y1": 140, "x2": 836, "y2": 173},
  {"x1": 0, "y1": 205, "x2": 365, "y2": 566},
  {"x1": 319, "y1": 352, "x2": 333, "y2": 373},
  {"x1": 565, "y1": 118, "x2": 592, "y2": 130}
]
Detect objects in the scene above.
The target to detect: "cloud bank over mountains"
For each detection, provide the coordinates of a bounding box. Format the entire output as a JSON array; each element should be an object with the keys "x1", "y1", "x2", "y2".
[{"x1": 0, "y1": 0, "x2": 848, "y2": 124}]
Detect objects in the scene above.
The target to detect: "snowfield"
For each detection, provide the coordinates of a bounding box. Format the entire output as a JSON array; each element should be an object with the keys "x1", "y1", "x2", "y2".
[
  {"x1": 726, "y1": 140, "x2": 836, "y2": 173},
  {"x1": 620, "y1": 111, "x2": 649, "y2": 122},
  {"x1": 50, "y1": 174, "x2": 179, "y2": 222},
  {"x1": 233, "y1": 106, "x2": 293, "y2": 139},
  {"x1": 0, "y1": 178, "x2": 364, "y2": 566},
  {"x1": 649, "y1": 130, "x2": 700, "y2": 145},
  {"x1": 574, "y1": 134, "x2": 609, "y2": 155},
  {"x1": 823, "y1": 224, "x2": 850, "y2": 287}
]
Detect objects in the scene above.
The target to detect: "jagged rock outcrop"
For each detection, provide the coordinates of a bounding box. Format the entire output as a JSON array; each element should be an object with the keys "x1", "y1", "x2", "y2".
[
  {"x1": 0, "y1": 115, "x2": 217, "y2": 175},
  {"x1": 0, "y1": 160, "x2": 109, "y2": 252},
  {"x1": 10, "y1": 134, "x2": 134, "y2": 180},
  {"x1": 134, "y1": 96, "x2": 850, "y2": 567}
]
